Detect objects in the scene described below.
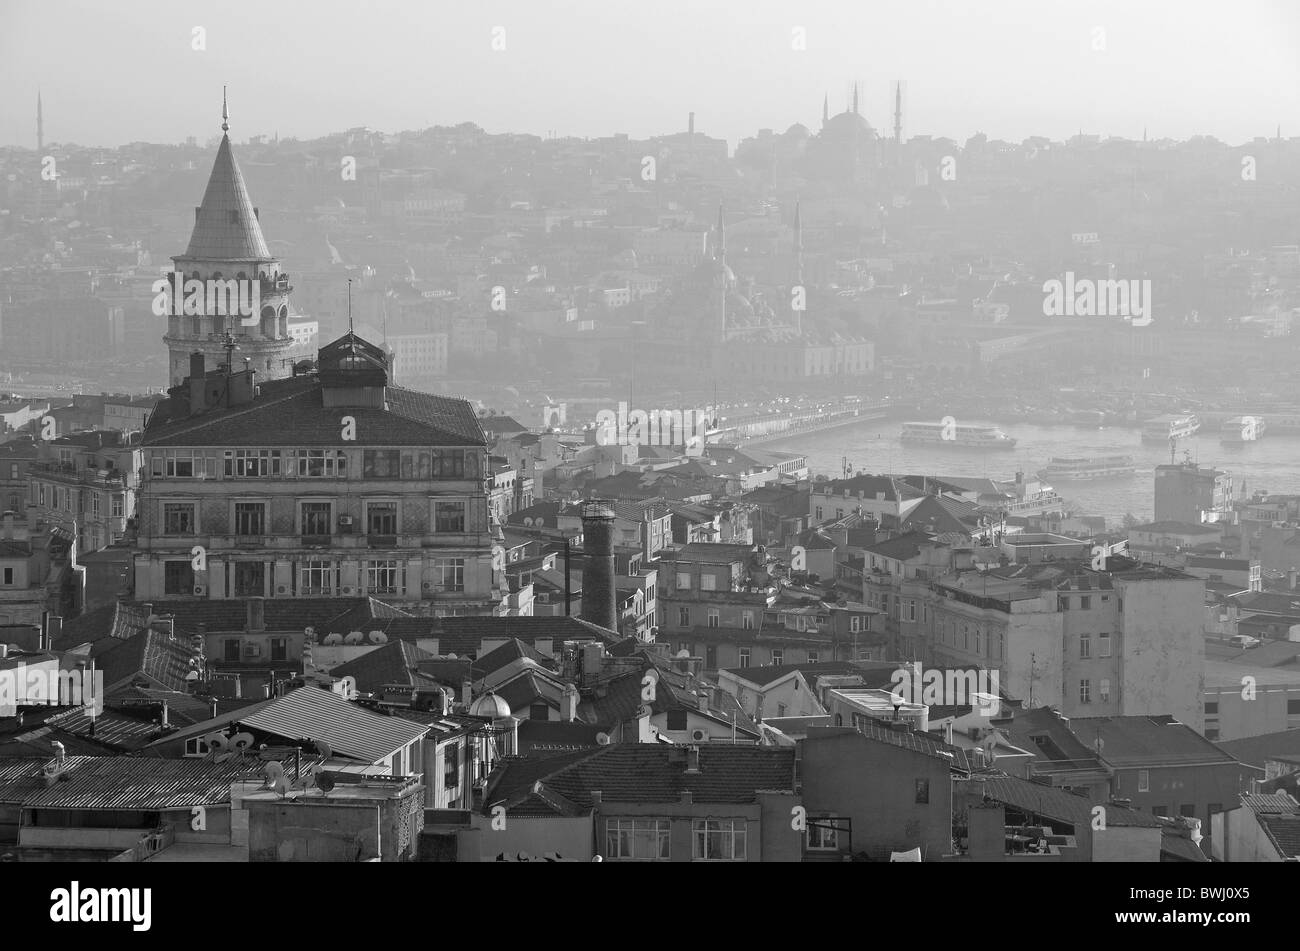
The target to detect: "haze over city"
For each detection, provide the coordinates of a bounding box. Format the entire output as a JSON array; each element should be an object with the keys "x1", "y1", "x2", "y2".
[{"x1": 4, "y1": 0, "x2": 1300, "y2": 149}]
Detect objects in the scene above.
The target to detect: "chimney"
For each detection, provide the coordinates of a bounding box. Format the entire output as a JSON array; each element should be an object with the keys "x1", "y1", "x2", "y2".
[
  {"x1": 246, "y1": 597, "x2": 266, "y2": 633},
  {"x1": 1, "y1": 512, "x2": 12, "y2": 540},
  {"x1": 461, "y1": 679, "x2": 472, "y2": 710},
  {"x1": 685, "y1": 745, "x2": 701, "y2": 773},
  {"x1": 641, "y1": 508, "x2": 652, "y2": 564},
  {"x1": 210, "y1": 699, "x2": 218, "y2": 718},
  {"x1": 580, "y1": 501, "x2": 618, "y2": 633},
  {"x1": 51, "y1": 740, "x2": 65, "y2": 765},
  {"x1": 562, "y1": 684, "x2": 579, "y2": 722},
  {"x1": 160, "y1": 700, "x2": 170, "y2": 728},
  {"x1": 680, "y1": 790, "x2": 694, "y2": 805},
  {"x1": 142, "y1": 602, "x2": 153, "y2": 619}
]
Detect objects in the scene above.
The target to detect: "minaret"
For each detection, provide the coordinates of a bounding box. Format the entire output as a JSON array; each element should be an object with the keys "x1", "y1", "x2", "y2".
[
  {"x1": 36, "y1": 90, "x2": 43, "y2": 152},
  {"x1": 822, "y1": 94, "x2": 829, "y2": 130},
  {"x1": 163, "y1": 88, "x2": 299, "y2": 386},
  {"x1": 853, "y1": 83, "x2": 859, "y2": 116},
  {"x1": 893, "y1": 81, "x2": 903, "y2": 156}
]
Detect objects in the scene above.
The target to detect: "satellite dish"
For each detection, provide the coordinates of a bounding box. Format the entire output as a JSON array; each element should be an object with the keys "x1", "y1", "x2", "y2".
[
  {"x1": 185, "y1": 670, "x2": 199, "y2": 681},
  {"x1": 368, "y1": 630, "x2": 388, "y2": 644},
  {"x1": 262, "y1": 761, "x2": 285, "y2": 785},
  {"x1": 315, "y1": 772, "x2": 336, "y2": 792},
  {"x1": 595, "y1": 732, "x2": 611, "y2": 746},
  {"x1": 315, "y1": 739, "x2": 333, "y2": 761},
  {"x1": 229, "y1": 732, "x2": 255, "y2": 755},
  {"x1": 324, "y1": 632, "x2": 344, "y2": 645},
  {"x1": 205, "y1": 733, "x2": 233, "y2": 764},
  {"x1": 344, "y1": 631, "x2": 365, "y2": 644}
]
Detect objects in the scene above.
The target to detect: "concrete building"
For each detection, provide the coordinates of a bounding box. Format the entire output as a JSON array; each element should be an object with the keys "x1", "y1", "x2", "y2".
[
  {"x1": 1154, "y1": 461, "x2": 1233, "y2": 525},
  {"x1": 28, "y1": 431, "x2": 140, "y2": 552},
  {"x1": 134, "y1": 332, "x2": 504, "y2": 615}
]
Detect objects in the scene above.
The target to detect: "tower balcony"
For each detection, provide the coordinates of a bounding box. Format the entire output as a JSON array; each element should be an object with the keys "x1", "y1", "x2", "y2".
[{"x1": 259, "y1": 274, "x2": 293, "y2": 296}]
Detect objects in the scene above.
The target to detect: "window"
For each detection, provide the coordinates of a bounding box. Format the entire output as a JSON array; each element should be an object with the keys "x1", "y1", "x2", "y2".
[
  {"x1": 434, "y1": 557, "x2": 464, "y2": 592},
  {"x1": 606, "y1": 819, "x2": 670, "y2": 860},
  {"x1": 1152, "y1": 805, "x2": 1167, "y2": 817},
  {"x1": 297, "y1": 449, "x2": 346, "y2": 478},
  {"x1": 807, "y1": 818, "x2": 839, "y2": 851},
  {"x1": 707, "y1": 609, "x2": 719, "y2": 629},
  {"x1": 1179, "y1": 804, "x2": 1196, "y2": 818},
  {"x1": 163, "y1": 503, "x2": 196, "y2": 536},
  {"x1": 1081, "y1": 596, "x2": 1091, "y2": 611},
  {"x1": 678, "y1": 607, "x2": 690, "y2": 627},
  {"x1": 183, "y1": 737, "x2": 211, "y2": 757},
  {"x1": 234, "y1": 562, "x2": 265, "y2": 597},
  {"x1": 1138, "y1": 770, "x2": 1149, "y2": 793},
  {"x1": 270, "y1": 638, "x2": 288, "y2": 661},
  {"x1": 434, "y1": 500, "x2": 465, "y2": 533},
  {"x1": 675, "y1": 571, "x2": 691, "y2": 590},
  {"x1": 738, "y1": 648, "x2": 751, "y2": 668},
  {"x1": 1289, "y1": 700, "x2": 1300, "y2": 716},
  {"x1": 164, "y1": 560, "x2": 195, "y2": 595},
  {"x1": 808, "y1": 651, "x2": 820, "y2": 663},
  {"x1": 1, "y1": 567, "x2": 13, "y2": 586},
  {"x1": 301, "y1": 501, "x2": 331, "y2": 536},
  {"x1": 1080, "y1": 633, "x2": 1091, "y2": 658},
  {"x1": 907, "y1": 600, "x2": 917, "y2": 621},
  {"x1": 362, "y1": 450, "x2": 401, "y2": 478},
  {"x1": 300, "y1": 561, "x2": 337, "y2": 596},
  {"x1": 771, "y1": 649, "x2": 784, "y2": 665},
  {"x1": 700, "y1": 574, "x2": 717, "y2": 592},
  {"x1": 151, "y1": 450, "x2": 211, "y2": 478},
  {"x1": 444, "y1": 746, "x2": 459, "y2": 787},
  {"x1": 366, "y1": 502, "x2": 397, "y2": 536},
  {"x1": 431, "y1": 449, "x2": 466, "y2": 479},
  {"x1": 693, "y1": 820, "x2": 747, "y2": 861},
  {"x1": 666, "y1": 710, "x2": 688, "y2": 731},
  {"x1": 1205, "y1": 701, "x2": 1219, "y2": 715},
  {"x1": 91, "y1": 494, "x2": 100, "y2": 517},
  {"x1": 850, "y1": 616, "x2": 861, "y2": 633},
  {"x1": 366, "y1": 559, "x2": 403, "y2": 595},
  {"x1": 915, "y1": 779, "x2": 930, "y2": 804},
  {"x1": 742, "y1": 611, "x2": 754, "y2": 630},
  {"x1": 1079, "y1": 679, "x2": 1091, "y2": 704},
  {"x1": 1099, "y1": 632, "x2": 1111, "y2": 657},
  {"x1": 224, "y1": 449, "x2": 281, "y2": 478},
  {"x1": 1099, "y1": 678, "x2": 1111, "y2": 702},
  {"x1": 234, "y1": 502, "x2": 265, "y2": 536}
]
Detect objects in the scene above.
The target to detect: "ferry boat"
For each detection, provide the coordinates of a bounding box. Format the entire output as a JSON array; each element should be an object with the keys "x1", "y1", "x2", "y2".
[
  {"x1": 1139, "y1": 414, "x2": 1200, "y2": 444},
  {"x1": 900, "y1": 421, "x2": 1017, "y2": 448},
  {"x1": 1221, "y1": 415, "x2": 1266, "y2": 444},
  {"x1": 1037, "y1": 455, "x2": 1137, "y2": 481}
]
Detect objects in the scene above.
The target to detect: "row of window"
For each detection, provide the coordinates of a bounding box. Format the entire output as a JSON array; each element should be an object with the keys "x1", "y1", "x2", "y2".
[
  {"x1": 162, "y1": 557, "x2": 466, "y2": 596},
  {"x1": 149, "y1": 448, "x2": 473, "y2": 480},
  {"x1": 33, "y1": 483, "x2": 125, "y2": 518},
  {"x1": 159, "y1": 499, "x2": 468, "y2": 537},
  {"x1": 1078, "y1": 679, "x2": 1112, "y2": 703},
  {"x1": 605, "y1": 816, "x2": 860, "y2": 859},
  {"x1": 1060, "y1": 594, "x2": 1114, "y2": 611}
]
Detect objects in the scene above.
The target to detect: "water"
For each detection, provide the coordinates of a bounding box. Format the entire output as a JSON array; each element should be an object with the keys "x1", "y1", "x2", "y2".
[{"x1": 761, "y1": 419, "x2": 1300, "y2": 525}]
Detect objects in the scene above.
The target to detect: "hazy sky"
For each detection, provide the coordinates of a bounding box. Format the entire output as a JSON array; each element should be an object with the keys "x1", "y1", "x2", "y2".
[{"x1": 4, "y1": 0, "x2": 1299, "y2": 149}]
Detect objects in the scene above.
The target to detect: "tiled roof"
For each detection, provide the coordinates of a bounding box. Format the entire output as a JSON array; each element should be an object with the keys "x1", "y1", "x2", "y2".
[
  {"x1": 496, "y1": 672, "x2": 557, "y2": 714},
  {"x1": 95, "y1": 629, "x2": 204, "y2": 693},
  {"x1": 1071, "y1": 716, "x2": 1240, "y2": 768},
  {"x1": 429, "y1": 616, "x2": 622, "y2": 655},
  {"x1": 1243, "y1": 792, "x2": 1300, "y2": 858},
  {"x1": 0, "y1": 755, "x2": 267, "y2": 809},
  {"x1": 962, "y1": 774, "x2": 1162, "y2": 828},
  {"x1": 53, "y1": 602, "x2": 149, "y2": 650},
  {"x1": 182, "y1": 134, "x2": 273, "y2": 260},
  {"x1": 329, "y1": 640, "x2": 438, "y2": 693},
  {"x1": 237, "y1": 686, "x2": 428, "y2": 762},
  {"x1": 541, "y1": 745, "x2": 797, "y2": 805},
  {"x1": 516, "y1": 720, "x2": 606, "y2": 756},
  {"x1": 721, "y1": 661, "x2": 895, "y2": 689},
  {"x1": 471, "y1": 638, "x2": 554, "y2": 679},
  {"x1": 143, "y1": 377, "x2": 485, "y2": 447},
  {"x1": 850, "y1": 722, "x2": 971, "y2": 767},
  {"x1": 862, "y1": 531, "x2": 941, "y2": 561}
]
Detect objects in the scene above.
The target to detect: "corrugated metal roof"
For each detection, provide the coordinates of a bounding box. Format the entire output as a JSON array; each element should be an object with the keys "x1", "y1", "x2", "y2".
[
  {"x1": 238, "y1": 686, "x2": 427, "y2": 762},
  {"x1": 0, "y1": 755, "x2": 261, "y2": 810}
]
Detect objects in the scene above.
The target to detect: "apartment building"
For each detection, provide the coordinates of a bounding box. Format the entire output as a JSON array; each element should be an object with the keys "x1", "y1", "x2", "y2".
[{"x1": 28, "y1": 430, "x2": 140, "y2": 552}]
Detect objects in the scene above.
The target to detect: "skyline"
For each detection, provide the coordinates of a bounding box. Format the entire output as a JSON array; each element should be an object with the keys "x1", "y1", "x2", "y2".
[{"x1": 4, "y1": 0, "x2": 1299, "y2": 150}]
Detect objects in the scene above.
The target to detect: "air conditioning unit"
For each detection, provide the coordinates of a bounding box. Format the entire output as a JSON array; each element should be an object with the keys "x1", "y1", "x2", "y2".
[
  {"x1": 276, "y1": 585, "x2": 287, "y2": 595},
  {"x1": 338, "y1": 515, "x2": 353, "y2": 526},
  {"x1": 690, "y1": 728, "x2": 708, "y2": 742},
  {"x1": 243, "y1": 643, "x2": 262, "y2": 658},
  {"x1": 192, "y1": 584, "x2": 207, "y2": 596},
  {"x1": 341, "y1": 585, "x2": 354, "y2": 595}
]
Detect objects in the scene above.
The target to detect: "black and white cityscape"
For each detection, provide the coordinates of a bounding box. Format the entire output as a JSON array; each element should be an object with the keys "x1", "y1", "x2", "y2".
[{"x1": 1, "y1": 0, "x2": 1298, "y2": 892}]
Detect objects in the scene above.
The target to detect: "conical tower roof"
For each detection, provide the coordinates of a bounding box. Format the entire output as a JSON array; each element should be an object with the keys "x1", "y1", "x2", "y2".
[{"x1": 183, "y1": 133, "x2": 273, "y2": 261}]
